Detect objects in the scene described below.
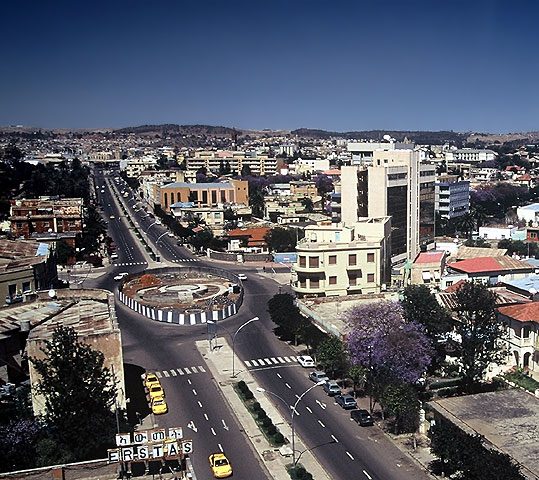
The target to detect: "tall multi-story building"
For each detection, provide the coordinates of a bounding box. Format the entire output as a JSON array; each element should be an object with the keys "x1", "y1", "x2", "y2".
[
  {"x1": 292, "y1": 217, "x2": 391, "y2": 297},
  {"x1": 347, "y1": 141, "x2": 414, "y2": 166},
  {"x1": 341, "y1": 149, "x2": 435, "y2": 263},
  {"x1": 435, "y1": 175, "x2": 470, "y2": 219},
  {"x1": 184, "y1": 150, "x2": 278, "y2": 176}
]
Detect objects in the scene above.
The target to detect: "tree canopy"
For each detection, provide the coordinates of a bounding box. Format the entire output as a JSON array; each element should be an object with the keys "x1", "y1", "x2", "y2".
[
  {"x1": 29, "y1": 326, "x2": 118, "y2": 463},
  {"x1": 264, "y1": 227, "x2": 296, "y2": 252}
]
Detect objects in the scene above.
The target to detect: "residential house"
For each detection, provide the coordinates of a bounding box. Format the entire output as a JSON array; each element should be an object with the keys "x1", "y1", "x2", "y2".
[
  {"x1": 410, "y1": 251, "x2": 446, "y2": 287},
  {"x1": 224, "y1": 226, "x2": 271, "y2": 252}
]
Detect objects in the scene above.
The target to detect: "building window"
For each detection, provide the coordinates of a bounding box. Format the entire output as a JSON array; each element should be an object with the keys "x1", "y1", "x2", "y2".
[
  {"x1": 349, "y1": 275, "x2": 356, "y2": 286},
  {"x1": 171, "y1": 192, "x2": 175, "y2": 204},
  {"x1": 348, "y1": 254, "x2": 356, "y2": 266},
  {"x1": 221, "y1": 191, "x2": 226, "y2": 203},
  {"x1": 329, "y1": 255, "x2": 337, "y2": 265},
  {"x1": 22, "y1": 282, "x2": 31, "y2": 292},
  {"x1": 299, "y1": 277, "x2": 306, "y2": 288},
  {"x1": 299, "y1": 256, "x2": 306, "y2": 268},
  {"x1": 367, "y1": 252, "x2": 375, "y2": 263},
  {"x1": 367, "y1": 273, "x2": 375, "y2": 283},
  {"x1": 310, "y1": 278, "x2": 319, "y2": 288},
  {"x1": 329, "y1": 276, "x2": 337, "y2": 285},
  {"x1": 309, "y1": 257, "x2": 319, "y2": 268},
  {"x1": 211, "y1": 191, "x2": 217, "y2": 204}
]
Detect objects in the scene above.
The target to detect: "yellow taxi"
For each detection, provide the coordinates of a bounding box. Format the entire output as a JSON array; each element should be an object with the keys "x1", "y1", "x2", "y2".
[
  {"x1": 151, "y1": 396, "x2": 168, "y2": 415},
  {"x1": 144, "y1": 373, "x2": 160, "y2": 390},
  {"x1": 208, "y1": 453, "x2": 232, "y2": 478},
  {"x1": 148, "y1": 383, "x2": 165, "y2": 400}
]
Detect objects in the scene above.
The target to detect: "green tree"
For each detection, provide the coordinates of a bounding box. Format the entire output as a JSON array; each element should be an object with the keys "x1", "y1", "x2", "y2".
[
  {"x1": 267, "y1": 293, "x2": 307, "y2": 345},
  {"x1": 249, "y1": 188, "x2": 265, "y2": 218},
  {"x1": 316, "y1": 335, "x2": 347, "y2": 377},
  {"x1": 189, "y1": 228, "x2": 214, "y2": 252},
  {"x1": 55, "y1": 240, "x2": 75, "y2": 265},
  {"x1": 264, "y1": 227, "x2": 296, "y2": 252},
  {"x1": 456, "y1": 212, "x2": 476, "y2": 239},
  {"x1": 301, "y1": 197, "x2": 314, "y2": 213},
  {"x1": 453, "y1": 282, "x2": 506, "y2": 392},
  {"x1": 379, "y1": 382, "x2": 419, "y2": 433},
  {"x1": 241, "y1": 164, "x2": 252, "y2": 176},
  {"x1": 29, "y1": 326, "x2": 118, "y2": 463},
  {"x1": 157, "y1": 154, "x2": 169, "y2": 170}
]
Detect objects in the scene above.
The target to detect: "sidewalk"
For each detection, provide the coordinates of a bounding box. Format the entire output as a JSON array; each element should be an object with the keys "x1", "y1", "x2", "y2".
[{"x1": 196, "y1": 338, "x2": 331, "y2": 480}]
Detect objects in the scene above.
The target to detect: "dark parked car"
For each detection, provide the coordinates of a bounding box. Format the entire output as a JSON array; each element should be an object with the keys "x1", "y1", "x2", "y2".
[
  {"x1": 335, "y1": 394, "x2": 357, "y2": 409},
  {"x1": 351, "y1": 409, "x2": 374, "y2": 426},
  {"x1": 322, "y1": 382, "x2": 341, "y2": 396}
]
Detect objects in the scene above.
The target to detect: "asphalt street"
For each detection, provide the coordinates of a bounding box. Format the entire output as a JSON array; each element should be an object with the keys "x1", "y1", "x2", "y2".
[{"x1": 88, "y1": 169, "x2": 432, "y2": 480}]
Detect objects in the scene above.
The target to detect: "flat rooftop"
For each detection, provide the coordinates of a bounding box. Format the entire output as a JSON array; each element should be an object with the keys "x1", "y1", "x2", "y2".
[{"x1": 430, "y1": 389, "x2": 539, "y2": 479}]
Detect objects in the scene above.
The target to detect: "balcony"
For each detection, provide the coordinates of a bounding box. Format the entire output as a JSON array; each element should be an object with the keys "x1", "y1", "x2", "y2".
[
  {"x1": 294, "y1": 259, "x2": 325, "y2": 273},
  {"x1": 292, "y1": 281, "x2": 326, "y2": 295}
]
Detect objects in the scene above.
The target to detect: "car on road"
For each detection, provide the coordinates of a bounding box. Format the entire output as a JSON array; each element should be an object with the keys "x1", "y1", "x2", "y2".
[
  {"x1": 351, "y1": 409, "x2": 374, "y2": 426},
  {"x1": 144, "y1": 373, "x2": 160, "y2": 390},
  {"x1": 237, "y1": 273, "x2": 247, "y2": 281},
  {"x1": 151, "y1": 396, "x2": 168, "y2": 415},
  {"x1": 167, "y1": 232, "x2": 175, "y2": 237},
  {"x1": 208, "y1": 453, "x2": 232, "y2": 478},
  {"x1": 149, "y1": 384, "x2": 165, "y2": 400},
  {"x1": 308, "y1": 371, "x2": 329, "y2": 383},
  {"x1": 335, "y1": 394, "x2": 357, "y2": 409},
  {"x1": 322, "y1": 381, "x2": 341, "y2": 396},
  {"x1": 109, "y1": 215, "x2": 115, "y2": 219},
  {"x1": 113, "y1": 272, "x2": 129, "y2": 281},
  {"x1": 297, "y1": 355, "x2": 315, "y2": 368},
  {"x1": 110, "y1": 253, "x2": 119, "y2": 260}
]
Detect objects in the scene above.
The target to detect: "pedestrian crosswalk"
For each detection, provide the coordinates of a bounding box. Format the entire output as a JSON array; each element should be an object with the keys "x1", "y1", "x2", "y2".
[
  {"x1": 155, "y1": 365, "x2": 207, "y2": 378},
  {"x1": 114, "y1": 261, "x2": 148, "y2": 266},
  {"x1": 245, "y1": 356, "x2": 297, "y2": 369},
  {"x1": 172, "y1": 258, "x2": 199, "y2": 262}
]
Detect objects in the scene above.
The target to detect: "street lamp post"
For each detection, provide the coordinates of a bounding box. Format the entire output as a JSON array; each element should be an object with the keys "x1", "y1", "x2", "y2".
[
  {"x1": 257, "y1": 381, "x2": 325, "y2": 466},
  {"x1": 207, "y1": 317, "x2": 259, "y2": 377},
  {"x1": 156, "y1": 231, "x2": 167, "y2": 245},
  {"x1": 146, "y1": 220, "x2": 158, "y2": 234}
]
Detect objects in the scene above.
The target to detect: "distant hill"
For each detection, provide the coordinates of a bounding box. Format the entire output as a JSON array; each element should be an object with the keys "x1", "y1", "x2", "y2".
[
  {"x1": 114, "y1": 124, "x2": 238, "y2": 137},
  {"x1": 291, "y1": 128, "x2": 468, "y2": 145}
]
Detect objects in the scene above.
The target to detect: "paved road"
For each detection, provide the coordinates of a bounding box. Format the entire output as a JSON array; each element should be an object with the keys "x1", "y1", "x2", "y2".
[{"x1": 92, "y1": 170, "x2": 432, "y2": 480}]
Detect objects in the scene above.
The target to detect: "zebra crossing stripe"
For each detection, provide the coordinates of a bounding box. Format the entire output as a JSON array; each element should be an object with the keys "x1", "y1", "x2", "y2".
[
  {"x1": 191, "y1": 366, "x2": 198, "y2": 373},
  {"x1": 198, "y1": 365, "x2": 206, "y2": 372},
  {"x1": 271, "y1": 357, "x2": 279, "y2": 364},
  {"x1": 251, "y1": 359, "x2": 259, "y2": 366},
  {"x1": 245, "y1": 360, "x2": 252, "y2": 367},
  {"x1": 277, "y1": 357, "x2": 285, "y2": 363},
  {"x1": 184, "y1": 367, "x2": 191, "y2": 374},
  {"x1": 163, "y1": 370, "x2": 170, "y2": 377},
  {"x1": 284, "y1": 356, "x2": 291, "y2": 362},
  {"x1": 171, "y1": 369, "x2": 177, "y2": 376},
  {"x1": 263, "y1": 358, "x2": 272, "y2": 365},
  {"x1": 177, "y1": 368, "x2": 184, "y2": 375},
  {"x1": 156, "y1": 372, "x2": 163, "y2": 379},
  {"x1": 290, "y1": 356, "x2": 297, "y2": 361}
]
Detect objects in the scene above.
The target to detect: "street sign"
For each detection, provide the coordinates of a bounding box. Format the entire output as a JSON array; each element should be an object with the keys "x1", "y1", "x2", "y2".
[
  {"x1": 115, "y1": 433, "x2": 131, "y2": 446},
  {"x1": 169, "y1": 427, "x2": 184, "y2": 440}
]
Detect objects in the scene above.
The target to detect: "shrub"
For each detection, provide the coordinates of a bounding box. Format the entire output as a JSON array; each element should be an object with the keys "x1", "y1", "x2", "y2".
[
  {"x1": 266, "y1": 424, "x2": 277, "y2": 435},
  {"x1": 273, "y1": 432, "x2": 284, "y2": 445},
  {"x1": 244, "y1": 390, "x2": 254, "y2": 400},
  {"x1": 237, "y1": 380, "x2": 247, "y2": 391},
  {"x1": 261, "y1": 417, "x2": 272, "y2": 428},
  {"x1": 257, "y1": 409, "x2": 267, "y2": 420},
  {"x1": 251, "y1": 401, "x2": 261, "y2": 412}
]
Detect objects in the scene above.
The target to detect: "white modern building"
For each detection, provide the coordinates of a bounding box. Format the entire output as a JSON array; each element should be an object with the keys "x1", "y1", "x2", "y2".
[
  {"x1": 445, "y1": 149, "x2": 497, "y2": 163},
  {"x1": 435, "y1": 175, "x2": 470, "y2": 219},
  {"x1": 517, "y1": 203, "x2": 539, "y2": 226}
]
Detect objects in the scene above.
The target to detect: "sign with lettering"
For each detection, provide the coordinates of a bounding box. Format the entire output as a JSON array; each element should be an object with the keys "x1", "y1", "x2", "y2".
[
  {"x1": 169, "y1": 427, "x2": 183, "y2": 440},
  {"x1": 115, "y1": 433, "x2": 131, "y2": 446},
  {"x1": 133, "y1": 431, "x2": 149, "y2": 444}
]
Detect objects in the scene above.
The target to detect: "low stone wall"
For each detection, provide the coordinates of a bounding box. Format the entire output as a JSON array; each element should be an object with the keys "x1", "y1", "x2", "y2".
[
  {"x1": 117, "y1": 266, "x2": 243, "y2": 325},
  {"x1": 208, "y1": 249, "x2": 272, "y2": 263}
]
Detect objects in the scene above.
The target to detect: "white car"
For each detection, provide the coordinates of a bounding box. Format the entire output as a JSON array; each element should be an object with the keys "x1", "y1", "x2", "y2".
[
  {"x1": 167, "y1": 232, "x2": 175, "y2": 237},
  {"x1": 297, "y1": 355, "x2": 315, "y2": 368},
  {"x1": 113, "y1": 272, "x2": 128, "y2": 281},
  {"x1": 237, "y1": 274, "x2": 247, "y2": 281}
]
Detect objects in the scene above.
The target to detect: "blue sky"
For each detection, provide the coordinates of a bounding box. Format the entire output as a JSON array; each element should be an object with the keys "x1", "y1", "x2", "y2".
[{"x1": 2, "y1": 0, "x2": 538, "y2": 132}]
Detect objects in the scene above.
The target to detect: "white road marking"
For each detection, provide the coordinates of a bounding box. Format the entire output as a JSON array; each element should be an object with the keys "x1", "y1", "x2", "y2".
[
  {"x1": 271, "y1": 357, "x2": 279, "y2": 364},
  {"x1": 251, "y1": 359, "x2": 259, "y2": 366},
  {"x1": 306, "y1": 406, "x2": 313, "y2": 414},
  {"x1": 171, "y1": 369, "x2": 177, "y2": 376},
  {"x1": 163, "y1": 370, "x2": 170, "y2": 378},
  {"x1": 290, "y1": 356, "x2": 297, "y2": 361},
  {"x1": 211, "y1": 428, "x2": 216, "y2": 436},
  {"x1": 187, "y1": 378, "x2": 192, "y2": 385},
  {"x1": 184, "y1": 367, "x2": 191, "y2": 374},
  {"x1": 316, "y1": 399, "x2": 326, "y2": 409},
  {"x1": 218, "y1": 443, "x2": 223, "y2": 452},
  {"x1": 222, "y1": 419, "x2": 229, "y2": 431},
  {"x1": 318, "y1": 420, "x2": 326, "y2": 428},
  {"x1": 245, "y1": 360, "x2": 252, "y2": 367},
  {"x1": 276, "y1": 373, "x2": 282, "y2": 379},
  {"x1": 187, "y1": 421, "x2": 197, "y2": 432},
  {"x1": 264, "y1": 358, "x2": 272, "y2": 365},
  {"x1": 156, "y1": 372, "x2": 163, "y2": 379},
  {"x1": 191, "y1": 366, "x2": 198, "y2": 373},
  {"x1": 204, "y1": 414, "x2": 209, "y2": 421},
  {"x1": 277, "y1": 357, "x2": 286, "y2": 363},
  {"x1": 198, "y1": 366, "x2": 206, "y2": 372},
  {"x1": 285, "y1": 383, "x2": 292, "y2": 389},
  {"x1": 192, "y1": 389, "x2": 197, "y2": 396},
  {"x1": 177, "y1": 368, "x2": 184, "y2": 375},
  {"x1": 198, "y1": 401, "x2": 203, "y2": 408},
  {"x1": 346, "y1": 451, "x2": 354, "y2": 460},
  {"x1": 295, "y1": 394, "x2": 301, "y2": 400},
  {"x1": 363, "y1": 470, "x2": 372, "y2": 479},
  {"x1": 331, "y1": 435, "x2": 339, "y2": 443},
  {"x1": 284, "y1": 356, "x2": 291, "y2": 362}
]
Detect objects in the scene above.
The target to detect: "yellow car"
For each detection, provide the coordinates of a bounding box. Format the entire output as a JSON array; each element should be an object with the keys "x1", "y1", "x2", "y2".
[
  {"x1": 208, "y1": 453, "x2": 232, "y2": 478},
  {"x1": 151, "y1": 396, "x2": 168, "y2": 415},
  {"x1": 148, "y1": 383, "x2": 165, "y2": 400},
  {"x1": 144, "y1": 373, "x2": 160, "y2": 390}
]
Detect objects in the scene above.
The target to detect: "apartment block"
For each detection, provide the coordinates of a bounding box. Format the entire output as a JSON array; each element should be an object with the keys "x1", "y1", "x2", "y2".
[
  {"x1": 445, "y1": 148, "x2": 497, "y2": 163},
  {"x1": 292, "y1": 217, "x2": 391, "y2": 297},
  {"x1": 185, "y1": 150, "x2": 278, "y2": 176},
  {"x1": 435, "y1": 175, "x2": 470, "y2": 219},
  {"x1": 341, "y1": 149, "x2": 435, "y2": 263}
]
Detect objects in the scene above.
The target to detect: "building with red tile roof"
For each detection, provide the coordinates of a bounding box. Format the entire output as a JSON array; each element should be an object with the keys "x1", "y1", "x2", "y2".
[
  {"x1": 410, "y1": 251, "x2": 446, "y2": 287},
  {"x1": 224, "y1": 226, "x2": 271, "y2": 252},
  {"x1": 447, "y1": 256, "x2": 534, "y2": 276}
]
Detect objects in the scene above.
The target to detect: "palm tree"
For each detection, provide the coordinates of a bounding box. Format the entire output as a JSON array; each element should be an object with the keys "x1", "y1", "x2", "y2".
[
  {"x1": 456, "y1": 212, "x2": 476, "y2": 239},
  {"x1": 249, "y1": 189, "x2": 265, "y2": 218}
]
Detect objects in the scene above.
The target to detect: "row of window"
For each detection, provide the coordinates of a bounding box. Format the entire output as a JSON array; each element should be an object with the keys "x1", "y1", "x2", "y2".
[
  {"x1": 298, "y1": 252, "x2": 375, "y2": 268},
  {"x1": 297, "y1": 272, "x2": 376, "y2": 288}
]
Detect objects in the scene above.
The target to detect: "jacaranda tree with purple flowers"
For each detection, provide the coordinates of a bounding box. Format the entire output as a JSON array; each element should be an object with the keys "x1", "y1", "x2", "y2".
[{"x1": 346, "y1": 301, "x2": 432, "y2": 384}]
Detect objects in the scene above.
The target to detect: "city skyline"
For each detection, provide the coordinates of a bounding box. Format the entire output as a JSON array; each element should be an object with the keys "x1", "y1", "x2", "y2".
[{"x1": 2, "y1": 0, "x2": 539, "y2": 133}]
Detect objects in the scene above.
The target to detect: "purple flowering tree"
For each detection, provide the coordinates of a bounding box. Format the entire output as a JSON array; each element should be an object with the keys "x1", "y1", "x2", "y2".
[{"x1": 346, "y1": 301, "x2": 432, "y2": 383}]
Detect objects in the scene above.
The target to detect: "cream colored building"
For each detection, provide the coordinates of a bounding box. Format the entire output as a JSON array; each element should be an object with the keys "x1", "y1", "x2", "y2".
[
  {"x1": 292, "y1": 217, "x2": 391, "y2": 297},
  {"x1": 341, "y1": 149, "x2": 435, "y2": 263},
  {"x1": 185, "y1": 150, "x2": 278, "y2": 176}
]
